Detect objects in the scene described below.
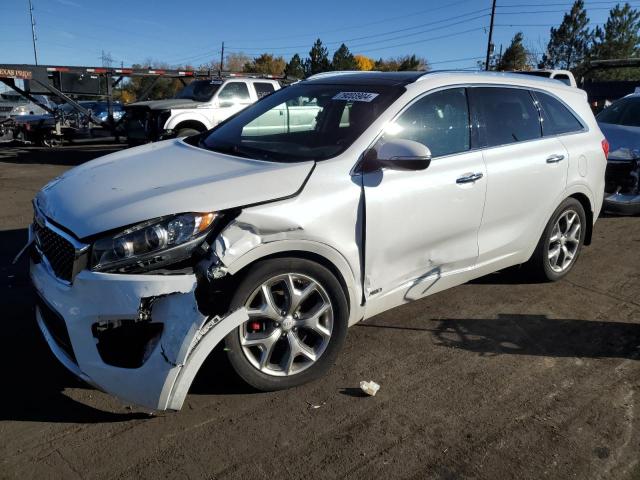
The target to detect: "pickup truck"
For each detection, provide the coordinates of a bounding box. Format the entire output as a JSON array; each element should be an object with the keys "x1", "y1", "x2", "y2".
[
  {"x1": 124, "y1": 77, "x2": 281, "y2": 142},
  {"x1": 516, "y1": 69, "x2": 577, "y2": 87}
]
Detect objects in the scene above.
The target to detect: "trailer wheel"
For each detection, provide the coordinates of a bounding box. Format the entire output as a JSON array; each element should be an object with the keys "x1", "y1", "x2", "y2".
[
  {"x1": 176, "y1": 128, "x2": 201, "y2": 138},
  {"x1": 41, "y1": 136, "x2": 62, "y2": 148}
]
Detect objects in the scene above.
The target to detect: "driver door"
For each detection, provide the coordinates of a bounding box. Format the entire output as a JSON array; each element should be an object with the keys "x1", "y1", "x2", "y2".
[
  {"x1": 215, "y1": 81, "x2": 253, "y2": 122},
  {"x1": 362, "y1": 87, "x2": 487, "y2": 314}
]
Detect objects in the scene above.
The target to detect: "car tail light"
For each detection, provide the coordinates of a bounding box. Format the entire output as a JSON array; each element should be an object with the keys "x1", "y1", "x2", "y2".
[{"x1": 601, "y1": 139, "x2": 609, "y2": 159}]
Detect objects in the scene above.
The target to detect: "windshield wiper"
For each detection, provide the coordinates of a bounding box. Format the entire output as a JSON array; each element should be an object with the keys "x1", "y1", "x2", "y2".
[{"x1": 200, "y1": 141, "x2": 255, "y2": 159}]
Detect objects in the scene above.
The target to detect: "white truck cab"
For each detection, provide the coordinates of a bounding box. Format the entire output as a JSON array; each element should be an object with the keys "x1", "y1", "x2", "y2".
[
  {"x1": 124, "y1": 77, "x2": 281, "y2": 142},
  {"x1": 517, "y1": 69, "x2": 577, "y2": 87}
]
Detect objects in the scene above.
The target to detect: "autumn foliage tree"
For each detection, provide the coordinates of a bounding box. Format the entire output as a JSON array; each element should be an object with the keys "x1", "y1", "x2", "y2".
[
  {"x1": 244, "y1": 53, "x2": 286, "y2": 75},
  {"x1": 354, "y1": 55, "x2": 375, "y2": 71}
]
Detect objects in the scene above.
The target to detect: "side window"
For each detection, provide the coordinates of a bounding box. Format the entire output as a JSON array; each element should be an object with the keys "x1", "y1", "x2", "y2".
[
  {"x1": 387, "y1": 87, "x2": 470, "y2": 157},
  {"x1": 469, "y1": 87, "x2": 541, "y2": 147},
  {"x1": 553, "y1": 74, "x2": 572, "y2": 86},
  {"x1": 535, "y1": 91, "x2": 584, "y2": 135},
  {"x1": 218, "y1": 82, "x2": 251, "y2": 103},
  {"x1": 254, "y1": 82, "x2": 275, "y2": 99}
]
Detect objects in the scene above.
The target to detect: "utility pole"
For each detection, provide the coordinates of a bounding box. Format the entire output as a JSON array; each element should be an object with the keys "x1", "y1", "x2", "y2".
[
  {"x1": 219, "y1": 41, "x2": 225, "y2": 75},
  {"x1": 485, "y1": 0, "x2": 497, "y2": 71},
  {"x1": 28, "y1": 0, "x2": 38, "y2": 65}
]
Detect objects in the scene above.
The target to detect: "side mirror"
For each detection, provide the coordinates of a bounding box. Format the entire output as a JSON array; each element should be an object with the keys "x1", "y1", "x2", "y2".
[{"x1": 368, "y1": 138, "x2": 432, "y2": 171}]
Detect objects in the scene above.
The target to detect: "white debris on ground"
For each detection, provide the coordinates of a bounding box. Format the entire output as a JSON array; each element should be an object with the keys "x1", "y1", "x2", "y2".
[{"x1": 360, "y1": 380, "x2": 380, "y2": 396}]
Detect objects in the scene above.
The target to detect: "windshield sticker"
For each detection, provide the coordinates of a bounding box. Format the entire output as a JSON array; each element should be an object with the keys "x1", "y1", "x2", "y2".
[
  {"x1": 332, "y1": 92, "x2": 379, "y2": 102},
  {"x1": 210, "y1": 80, "x2": 224, "y2": 84}
]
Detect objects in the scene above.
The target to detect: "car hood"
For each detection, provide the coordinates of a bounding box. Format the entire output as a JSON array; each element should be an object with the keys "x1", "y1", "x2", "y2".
[
  {"x1": 126, "y1": 99, "x2": 204, "y2": 110},
  {"x1": 599, "y1": 122, "x2": 640, "y2": 161},
  {"x1": 36, "y1": 139, "x2": 314, "y2": 239}
]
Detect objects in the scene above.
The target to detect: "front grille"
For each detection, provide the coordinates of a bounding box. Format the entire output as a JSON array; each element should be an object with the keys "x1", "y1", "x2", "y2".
[
  {"x1": 33, "y1": 222, "x2": 76, "y2": 282},
  {"x1": 37, "y1": 296, "x2": 77, "y2": 363},
  {"x1": 605, "y1": 159, "x2": 640, "y2": 195},
  {"x1": 0, "y1": 106, "x2": 12, "y2": 112}
]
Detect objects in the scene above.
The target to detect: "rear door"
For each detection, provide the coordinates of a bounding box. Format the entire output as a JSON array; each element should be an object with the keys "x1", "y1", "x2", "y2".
[{"x1": 469, "y1": 86, "x2": 569, "y2": 264}]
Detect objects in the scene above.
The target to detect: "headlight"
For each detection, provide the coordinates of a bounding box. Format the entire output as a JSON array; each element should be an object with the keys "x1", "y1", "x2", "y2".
[
  {"x1": 11, "y1": 105, "x2": 29, "y2": 115},
  {"x1": 91, "y1": 212, "x2": 217, "y2": 272}
]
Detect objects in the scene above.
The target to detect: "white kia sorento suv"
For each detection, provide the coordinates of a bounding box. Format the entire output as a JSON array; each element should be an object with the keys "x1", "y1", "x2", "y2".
[{"x1": 27, "y1": 71, "x2": 607, "y2": 410}]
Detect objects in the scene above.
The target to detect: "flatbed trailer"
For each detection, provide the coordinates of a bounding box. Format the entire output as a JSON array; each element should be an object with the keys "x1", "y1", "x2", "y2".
[{"x1": 0, "y1": 63, "x2": 286, "y2": 144}]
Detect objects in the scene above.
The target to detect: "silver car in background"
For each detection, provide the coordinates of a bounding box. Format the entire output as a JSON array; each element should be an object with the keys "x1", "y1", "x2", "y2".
[{"x1": 28, "y1": 71, "x2": 607, "y2": 411}]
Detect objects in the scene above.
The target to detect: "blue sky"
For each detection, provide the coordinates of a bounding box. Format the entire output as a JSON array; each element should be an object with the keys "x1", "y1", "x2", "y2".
[{"x1": 1, "y1": 0, "x2": 637, "y2": 70}]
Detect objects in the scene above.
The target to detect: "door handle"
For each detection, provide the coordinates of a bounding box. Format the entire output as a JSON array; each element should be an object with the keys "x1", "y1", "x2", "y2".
[
  {"x1": 456, "y1": 172, "x2": 484, "y2": 184},
  {"x1": 546, "y1": 154, "x2": 565, "y2": 163}
]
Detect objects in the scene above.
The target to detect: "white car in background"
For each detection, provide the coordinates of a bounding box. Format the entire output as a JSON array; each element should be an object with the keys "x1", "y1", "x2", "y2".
[
  {"x1": 124, "y1": 77, "x2": 281, "y2": 142},
  {"x1": 28, "y1": 71, "x2": 606, "y2": 411}
]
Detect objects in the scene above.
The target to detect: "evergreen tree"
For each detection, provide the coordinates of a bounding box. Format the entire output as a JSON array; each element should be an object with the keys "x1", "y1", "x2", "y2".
[
  {"x1": 498, "y1": 32, "x2": 530, "y2": 71},
  {"x1": 589, "y1": 3, "x2": 640, "y2": 79},
  {"x1": 542, "y1": 0, "x2": 591, "y2": 69},
  {"x1": 331, "y1": 43, "x2": 357, "y2": 70},
  {"x1": 398, "y1": 54, "x2": 421, "y2": 71},
  {"x1": 284, "y1": 54, "x2": 305, "y2": 79},
  {"x1": 305, "y1": 39, "x2": 331, "y2": 76}
]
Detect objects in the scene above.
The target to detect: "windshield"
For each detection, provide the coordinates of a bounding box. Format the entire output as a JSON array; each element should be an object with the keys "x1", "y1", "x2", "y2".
[
  {"x1": 175, "y1": 80, "x2": 222, "y2": 102},
  {"x1": 597, "y1": 96, "x2": 640, "y2": 127},
  {"x1": 196, "y1": 83, "x2": 403, "y2": 162}
]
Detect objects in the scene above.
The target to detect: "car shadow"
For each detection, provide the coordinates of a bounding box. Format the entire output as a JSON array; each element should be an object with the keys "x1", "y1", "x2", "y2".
[
  {"x1": 360, "y1": 313, "x2": 640, "y2": 360},
  {"x1": 188, "y1": 345, "x2": 258, "y2": 396}
]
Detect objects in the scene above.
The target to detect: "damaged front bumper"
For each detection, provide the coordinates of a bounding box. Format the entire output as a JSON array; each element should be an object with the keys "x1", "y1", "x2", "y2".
[
  {"x1": 604, "y1": 158, "x2": 640, "y2": 215},
  {"x1": 30, "y1": 260, "x2": 248, "y2": 411}
]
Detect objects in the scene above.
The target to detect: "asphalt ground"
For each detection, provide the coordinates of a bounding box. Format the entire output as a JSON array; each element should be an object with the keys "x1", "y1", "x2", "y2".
[{"x1": 1, "y1": 142, "x2": 639, "y2": 480}]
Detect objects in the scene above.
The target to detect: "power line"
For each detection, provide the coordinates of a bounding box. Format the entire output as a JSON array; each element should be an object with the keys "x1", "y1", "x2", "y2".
[
  {"x1": 430, "y1": 55, "x2": 486, "y2": 65},
  {"x1": 498, "y1": 0, "x2": 639, "y2": 6},
  {"x1": 222, "y1": 0, "x2": 477, "y2": 43},
  {"x1": 495, "y1": 5, "x2": 640, "y2": 14},
  {"x1": 167, "y1": 4, "x2": 492, "y2": 64},
  {"x1": 226, "y1": 7, "x2": 491, "y2": 51}
]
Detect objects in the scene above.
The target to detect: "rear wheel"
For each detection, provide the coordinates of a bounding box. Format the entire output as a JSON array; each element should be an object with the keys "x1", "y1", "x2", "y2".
[
  {"x1": 527, "y1": 198, "x2": 586, "y2": 281},
  {"x1": 224, "y1": 258, "x2": 349, "y2": 391}
]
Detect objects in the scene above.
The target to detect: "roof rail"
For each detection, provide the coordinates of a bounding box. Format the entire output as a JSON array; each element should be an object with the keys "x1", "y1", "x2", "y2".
[{"x1": 306, "y1": 70, "x2": 376, "y2": 80}]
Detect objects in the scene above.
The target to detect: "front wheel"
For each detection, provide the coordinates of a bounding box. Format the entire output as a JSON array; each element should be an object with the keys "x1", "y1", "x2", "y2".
[
  {"x1": 224, "y1": 258, "x2": 349, "y2": 391},
  {"x1": 527, "y1": 198, "x2": 587, "y2": 281}
]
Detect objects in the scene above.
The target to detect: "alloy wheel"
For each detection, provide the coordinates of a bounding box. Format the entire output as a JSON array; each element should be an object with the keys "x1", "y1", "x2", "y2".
[
  {"x1": 547, "y1": 209, "x2": 581, "y2": 273},
  {"x1": 239, "y1": 273, "x2": 333, "y2": 376}
]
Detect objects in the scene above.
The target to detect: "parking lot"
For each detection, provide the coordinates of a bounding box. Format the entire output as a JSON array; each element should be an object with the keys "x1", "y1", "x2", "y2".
[{"x1": 0, "y1": 142, "x2": 639, "y2": 479}]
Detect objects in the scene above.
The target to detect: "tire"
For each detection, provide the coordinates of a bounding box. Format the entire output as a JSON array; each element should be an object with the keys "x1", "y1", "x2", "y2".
[
  {"x1": 175, "y1": 128, "x2": 200, "y2": 138},
  {"x1": 527, "y1": 197, "x2": 587, "y2": 282},
  {"x1": 224, "y1": 257, "x2": 349, "y2": 391}
]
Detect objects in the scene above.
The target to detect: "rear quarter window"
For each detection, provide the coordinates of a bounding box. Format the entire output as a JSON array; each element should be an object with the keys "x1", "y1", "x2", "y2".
[
  {"x1": 254, "y1": 82, "x2": 276, "y2": 99},
  {"x1": 535, "y1": 91, "x2": 584, "y2": 135}
]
